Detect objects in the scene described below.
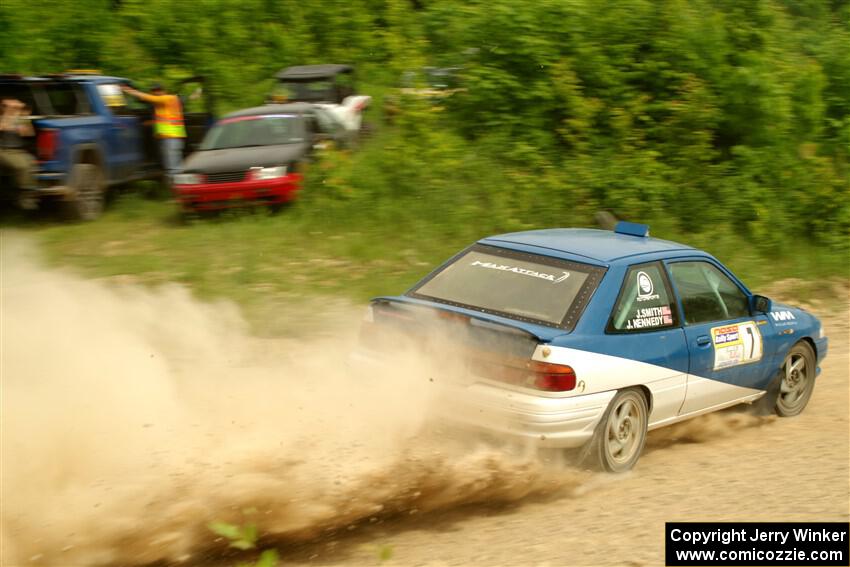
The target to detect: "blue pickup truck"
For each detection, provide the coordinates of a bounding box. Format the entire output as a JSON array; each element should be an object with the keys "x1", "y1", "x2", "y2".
[{"x1": 0, "y1": 72, "x2": 211, "y2": 220}]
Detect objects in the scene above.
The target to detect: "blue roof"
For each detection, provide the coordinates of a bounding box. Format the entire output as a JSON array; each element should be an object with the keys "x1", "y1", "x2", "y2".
[{"x1": 480, "y1": 228, "x2": 696, "y2": 264}]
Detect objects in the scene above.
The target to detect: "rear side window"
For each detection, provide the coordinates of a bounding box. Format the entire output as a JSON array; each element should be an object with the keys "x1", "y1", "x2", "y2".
[
  {"x1": 0, "y1": 83, "x2": 40, "y2": 114},
  {"x1": 668, "y1": 261, "x2": 749, "y2": 324},
  {"x1": 45, "y1": 83, "x2": 89, "y2": 115},
  {"x1": 608, "y1": 262, "x2": 678, "y2": 332},
  {"x1": 409, "y1": 244, "x2": 605, "y2": 330}
]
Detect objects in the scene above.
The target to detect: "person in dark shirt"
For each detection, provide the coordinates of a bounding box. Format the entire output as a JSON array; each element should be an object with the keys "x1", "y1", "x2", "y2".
[{"x1": 0, "y1": 98, "x2": 35, "y2": 189}]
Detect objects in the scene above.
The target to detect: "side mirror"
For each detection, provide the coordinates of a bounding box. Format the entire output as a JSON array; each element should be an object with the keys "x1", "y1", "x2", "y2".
[{"x1": 750, "y1": 294, "x2": 772, "y2": 315}]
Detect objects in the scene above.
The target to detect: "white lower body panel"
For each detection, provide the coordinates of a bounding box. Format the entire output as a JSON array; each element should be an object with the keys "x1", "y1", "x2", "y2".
[
  {"x1": 434, "y1": 381, "x2": 617, "y2": 449},
  {"x1": 679, "y1": 375, "x2": 765, "y2": 416}
]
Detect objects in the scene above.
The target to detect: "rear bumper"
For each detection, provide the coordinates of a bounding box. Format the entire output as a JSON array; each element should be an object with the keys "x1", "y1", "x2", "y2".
[
  {"x1": 436, "y1": 382, "x2": 614, "y2": 449},
  {"x1": 175, "y1": 173, "x2": 302, "y2": 210},
  {"x1": 13, "y1": 174, "x2": 73, "y2": 207},
  {"x1": 2, "y1": 171, "x2": 71, "y2": 195},
  {"x1": 350, "y1": 348, "x2": 614, "y2": 449}
]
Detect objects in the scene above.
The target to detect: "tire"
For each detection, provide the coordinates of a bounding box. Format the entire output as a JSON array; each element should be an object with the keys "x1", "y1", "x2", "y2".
[
  {"x1": 62, "y1": 163, "x2": 105, "y2": 221},
  {"x1": 774, "y1": 341, "x2": 816, "y2": 417},
  {"x1": 585, "y1": 388, "x2": 648, "y2": 473}
]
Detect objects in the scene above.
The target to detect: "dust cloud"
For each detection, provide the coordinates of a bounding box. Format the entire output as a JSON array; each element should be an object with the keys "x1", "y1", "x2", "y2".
[
  {"x1": 0, "y1": 236, "x2": 563, "y2": 567},
  {"x1": 1, "y1": 235, "x2": 785, "y2": 567},
  {"x1": 648, "y1": 410, "x2": 775, "y2": 447}
]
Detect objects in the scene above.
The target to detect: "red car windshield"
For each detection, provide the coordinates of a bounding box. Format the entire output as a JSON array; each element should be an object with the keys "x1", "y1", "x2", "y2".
[{"x1": 200, "y1": 114, "x2": 305, "y2": 150}]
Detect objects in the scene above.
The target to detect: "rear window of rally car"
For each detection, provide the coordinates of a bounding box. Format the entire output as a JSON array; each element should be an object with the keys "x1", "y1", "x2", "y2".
[{"x1": 409, "y1": 245, "x2": 605, "y2": 330}]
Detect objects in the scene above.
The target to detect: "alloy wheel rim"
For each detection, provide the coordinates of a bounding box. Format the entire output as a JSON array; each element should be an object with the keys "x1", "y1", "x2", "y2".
[
  {"x1": 606, "y1": 397, "x2": 643, "y2": 463},
  {"x1": 779, "y1": 353, "x2": 809, "y2": 410}
]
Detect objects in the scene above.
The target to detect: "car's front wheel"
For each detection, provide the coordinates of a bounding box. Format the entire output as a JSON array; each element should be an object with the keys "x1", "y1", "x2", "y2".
[
  {"x1": 585, "y1": 388, "x2": 648, "y2": 473},
  {"x1": 775, "y1": 341, "x2": 816, "y2": 417}
]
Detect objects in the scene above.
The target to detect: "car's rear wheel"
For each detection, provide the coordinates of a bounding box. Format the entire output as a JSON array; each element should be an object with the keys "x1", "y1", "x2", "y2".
[
  {"x1": 585, "y1": 388, "x2": 648, "y2": 473},
  {"x1": 775, "y1": 341, "x2": 816, "y2": 417}
]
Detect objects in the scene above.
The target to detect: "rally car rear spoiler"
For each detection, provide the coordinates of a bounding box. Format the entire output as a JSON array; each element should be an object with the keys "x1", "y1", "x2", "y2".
[{"x1": 368, "y1": 295, "x2": 569, "y2": 344}]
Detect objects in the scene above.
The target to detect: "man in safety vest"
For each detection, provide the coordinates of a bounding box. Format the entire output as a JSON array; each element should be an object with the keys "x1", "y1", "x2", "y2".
[{"x1": 121, "y1": 82, "x2": 186, "y2": 182}]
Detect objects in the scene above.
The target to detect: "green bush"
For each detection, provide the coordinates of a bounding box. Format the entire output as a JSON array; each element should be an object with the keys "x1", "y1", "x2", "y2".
[{"x1": 1, "y1": 0, "x2": 847, "y2": 260}]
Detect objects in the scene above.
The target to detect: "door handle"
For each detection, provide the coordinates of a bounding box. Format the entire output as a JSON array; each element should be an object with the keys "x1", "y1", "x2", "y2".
[{"x1": 696, "y1": 335, "x2": 711, "y2": 347}]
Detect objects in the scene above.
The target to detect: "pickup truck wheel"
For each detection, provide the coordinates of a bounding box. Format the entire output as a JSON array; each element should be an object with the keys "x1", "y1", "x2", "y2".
[{"x1": 63, "y1": 163, "x2": 105, "y2": 221}]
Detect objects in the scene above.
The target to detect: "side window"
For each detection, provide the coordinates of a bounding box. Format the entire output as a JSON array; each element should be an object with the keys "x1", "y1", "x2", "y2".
[
  {"x1": 96, "y1": 83, "x2": 128, "y2": 112},
  {"x1": 46, "y1": 84, "x2": 89, "y2": 115},
  {"x1": 669, "y1": 261, "x2": 749, "y2": 325},
  {"x1": 609, "y1": 262, "x2": 678, "y2": 332},
  {"x1": 97, "y1": 83, "x2": 142, "y2": 116}
]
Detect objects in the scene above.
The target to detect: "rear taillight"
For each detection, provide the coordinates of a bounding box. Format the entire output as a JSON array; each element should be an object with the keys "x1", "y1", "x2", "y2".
[
  {"x1": 37, "y1": 129, "x2": 59, "y2": 161},
  {"x1": 470, "y1": 358, "x2": 577, "y2": 392},
  {"x1": 529, "y1": 361, "x2": 577, "y2": 392}
]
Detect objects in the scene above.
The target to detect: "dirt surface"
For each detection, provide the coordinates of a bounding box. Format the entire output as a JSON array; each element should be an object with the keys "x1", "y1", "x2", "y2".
[{"x1": 2, "y1": 237, "x2": 848, "y2": 567}]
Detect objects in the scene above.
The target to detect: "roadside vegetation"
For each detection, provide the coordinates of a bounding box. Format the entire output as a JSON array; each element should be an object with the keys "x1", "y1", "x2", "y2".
[{"x1": 1, "y1": 0, "x2": 848, "y2": 332}]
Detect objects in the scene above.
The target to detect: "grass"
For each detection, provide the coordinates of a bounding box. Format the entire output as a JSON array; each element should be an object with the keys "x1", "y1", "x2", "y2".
[
  {"x1": 3, "y1": 183, "x2": 846, "y2": 337},
  {"x1": 3, "y1": 193, "x2": 451, "y2": 335}
]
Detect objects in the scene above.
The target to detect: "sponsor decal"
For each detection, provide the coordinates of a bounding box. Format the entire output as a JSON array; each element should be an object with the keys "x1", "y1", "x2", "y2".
[
  {"x1": 711, "y1": 321, "x2": 763, "y2": 370},
  {"x1": 470, "y1": 260, "x2": 570, "y2": 283},
  {"x1": 770, "y1": 310, "x2": 796, "y2": 322},
  {"x1": 636, "y1": 271, "x2": 660, "y2": 302},
  {"x1": 626, "y1": 305, "x2": 673, "y2": 329},
  {"x1": 713, "y1": 326, "x2": 740, "y2": 345}
]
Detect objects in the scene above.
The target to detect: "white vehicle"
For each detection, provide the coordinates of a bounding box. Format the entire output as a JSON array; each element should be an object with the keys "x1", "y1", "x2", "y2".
[{"x1": 271, "y1": 64, "x2": 370, "y2": 134}]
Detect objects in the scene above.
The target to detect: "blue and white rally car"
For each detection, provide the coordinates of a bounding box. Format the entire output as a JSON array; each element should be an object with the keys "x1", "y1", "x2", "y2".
[{"x1": 360, "y1": 222, "x2": 828, "y2": 472}]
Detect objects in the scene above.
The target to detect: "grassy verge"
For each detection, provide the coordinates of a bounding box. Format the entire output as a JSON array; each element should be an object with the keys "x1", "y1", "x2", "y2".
[
  {"x1": 4, "y1": 195, "x2": 433, "y2": 335},
  {"x1": 3, "y1": 121, "x2": 846, "y2": 336},
  {"x1": 1, "y1": 185, "x2": 842, "y2": 339}
]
